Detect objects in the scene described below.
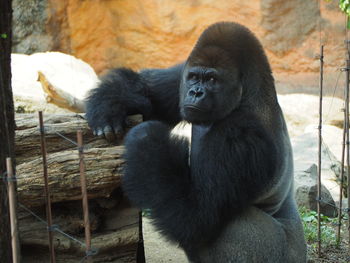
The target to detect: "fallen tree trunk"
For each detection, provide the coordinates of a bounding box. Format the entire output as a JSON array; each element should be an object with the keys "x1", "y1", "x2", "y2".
[
  {"x1": 17, "y1": 146, "x2": 125, "y2": 207},
  {"x1": 20, "y1": 199, "x2": 140, "y2": 262},
  {"x1": 15, "y1": 113, "x2": 143, "y2": 207}
]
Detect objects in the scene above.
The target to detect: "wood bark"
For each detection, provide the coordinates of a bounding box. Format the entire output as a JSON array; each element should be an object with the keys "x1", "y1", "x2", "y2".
[
  {"x1": 20, "y1": 199, "x2": 140, "y2": 262},
  {"x1": 15, "y1": 113, "x2": 142, "y2": 206},
  {"x1": 17, "y1": 146, "x2": 125, "y2": 207}
]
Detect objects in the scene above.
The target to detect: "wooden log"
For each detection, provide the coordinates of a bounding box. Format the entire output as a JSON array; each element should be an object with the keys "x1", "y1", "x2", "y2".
[
  {"x1": 15, "y1": 113, "x2": 141, "y2": 164},
  {"x1": 15, "y1": 113, "x2": 144, "y2": 262},
  {"x1": 20, "y1": 199, "x2": 139, "y2": 262},
  {"x1": 16, "y1": 146, "x2": 125, "y2": 207},
  {"x1": 38, "y1": 71, "x2": 86, "y2": 113}
]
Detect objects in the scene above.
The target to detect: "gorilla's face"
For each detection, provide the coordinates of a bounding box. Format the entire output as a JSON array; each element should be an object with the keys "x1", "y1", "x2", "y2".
[{"x1": 180, "y1": 64, "x2": 242, "y2": 124}]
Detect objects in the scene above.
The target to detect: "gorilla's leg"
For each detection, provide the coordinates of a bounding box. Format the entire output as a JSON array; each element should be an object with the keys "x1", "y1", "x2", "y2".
[
  {"x1": 197, "y1": 206, "x2": 305, "y2": 263},
  {"x1": 274, "y1": 193, "x2": 307, "y2": 262}
]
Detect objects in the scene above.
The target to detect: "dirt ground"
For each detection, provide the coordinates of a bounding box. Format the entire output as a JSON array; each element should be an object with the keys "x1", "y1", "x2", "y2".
[
  {"x1": 143, "y1": 216, "x2": 187, "y2": 262},
  {"x1": 307, "y1": 244, "x2": 350, "y2": 263}
]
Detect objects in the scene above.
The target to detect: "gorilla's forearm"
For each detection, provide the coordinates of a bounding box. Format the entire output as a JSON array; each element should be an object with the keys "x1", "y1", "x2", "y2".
[
  {"x1": 85, "y1": 68, "x2": 153, "y2": 136},
  {"x1": 122, "y1": 122, "x2": 221, "y2": 248},
  {"x1": 140, "y1": 63, "x2": 184, "y2": 125},
  {"x1": 122, "y1": 121, "x2": 191, "y2": 210}
]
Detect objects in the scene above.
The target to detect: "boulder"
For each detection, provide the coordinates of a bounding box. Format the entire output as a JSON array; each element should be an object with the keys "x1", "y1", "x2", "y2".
[
  {"x1": 293, "y1": 127, "x2": 342, "y2": 191},
  {"x1": 291, "y1": 122, "x2": 350, "y2": 217},
  {"x1": 294, "y1": 164, "x2": 337, "y2": 217},
  {"x1": 278, "y1": 94, "x2": 344, "y2": 137}
]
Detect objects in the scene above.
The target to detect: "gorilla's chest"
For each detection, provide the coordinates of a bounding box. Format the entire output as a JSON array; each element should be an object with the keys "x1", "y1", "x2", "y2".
[{"x1": 190, "y1": 124, "x2": 212, "y2": 167}]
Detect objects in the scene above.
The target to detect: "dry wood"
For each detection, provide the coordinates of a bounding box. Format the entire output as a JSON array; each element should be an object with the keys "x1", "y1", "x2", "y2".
[
  {"x1": 16, "y1": 146, "x2": 125, "y2": 207},
  {"x1": 15, "y1": 113, "x2": 141, "y2": 164},
  {"x1": 38, "y1": 71, "x2": 86, "y2": 113},
  {"x1": 20, "y1": 199, "x2": 139, "y2": 262}
]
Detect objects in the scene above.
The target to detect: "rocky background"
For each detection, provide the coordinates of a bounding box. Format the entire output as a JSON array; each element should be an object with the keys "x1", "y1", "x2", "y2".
[{"x1": 12, "y1": 0, "x2": 348, "y2": 96}]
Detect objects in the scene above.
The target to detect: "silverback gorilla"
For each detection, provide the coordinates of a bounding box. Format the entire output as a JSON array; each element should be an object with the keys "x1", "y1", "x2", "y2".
[{"x1": 86, "y1": 22, "x2": 307, "y2": 262}]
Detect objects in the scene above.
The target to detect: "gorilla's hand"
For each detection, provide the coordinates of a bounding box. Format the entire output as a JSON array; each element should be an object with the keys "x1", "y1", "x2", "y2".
[
  {"x1": 85, "y1": 101, "x2": 127, "y2": 142},
  {"x1": 85, "y1": 68, "x2": 152, "y2": 142}
]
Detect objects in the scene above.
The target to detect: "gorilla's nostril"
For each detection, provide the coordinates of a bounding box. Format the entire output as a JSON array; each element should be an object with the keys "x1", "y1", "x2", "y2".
[
  {"x1": 189, "y1": 90, "x2": 196, "y2": 96},
  {"x1": 195, "y1": 91, "x2": 204, "y2": 97},
  {"x1": 189, "y1": 88, "x2": 204, "y2": 98}
]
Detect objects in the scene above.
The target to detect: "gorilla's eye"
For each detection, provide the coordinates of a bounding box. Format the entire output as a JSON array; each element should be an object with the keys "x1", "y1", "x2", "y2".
[
  {"x1": 188, "y1": 73, "x2": 199, "y2": 81},
  {"x1": 209, "y1": 77, "x2": 216, "y2": 83}
]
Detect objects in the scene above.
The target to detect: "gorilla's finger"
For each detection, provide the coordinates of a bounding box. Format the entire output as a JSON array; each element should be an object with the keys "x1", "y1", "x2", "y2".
[
  {"x1": 103, "y1": 125, "x2": 115, "y2": 142},
  {"x1": 96, "y1": 128, "x2": 104, "y2": 137},
  {"x1": 114, "y1": 125, "x2": 124, "y2": 140},
  {"x1": 112, "y1": 117, "x2": 126, "y2": 139}
]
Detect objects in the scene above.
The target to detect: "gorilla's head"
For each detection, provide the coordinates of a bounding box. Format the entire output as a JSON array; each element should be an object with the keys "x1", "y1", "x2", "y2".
[{"x1": 179, "y1": 22, "x2": 274, "y2": 125}]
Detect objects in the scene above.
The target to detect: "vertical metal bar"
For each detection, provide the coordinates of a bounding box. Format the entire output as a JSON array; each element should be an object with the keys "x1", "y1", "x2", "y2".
[
  {"x1": 6, "y1": 157, "x2": 20, "y2": 263},
  {"x1": 347, "y1": 62, "x2": 350, "y2": 253},
  {"x1": 345, "y1": 15, "x2": 350, "y2": 251},
  {"x1": 336, "y1": 103, "x2": 347, "y2": 246},
  {"x1": 77, "y1": 130, "x2": 92, "y2": 262},
  {"x1": 317, "y1": 45, "x2": 324, "y2": 258},
  {"x1": 39, "y1": 111, "x2": 56, "y2": 263}
]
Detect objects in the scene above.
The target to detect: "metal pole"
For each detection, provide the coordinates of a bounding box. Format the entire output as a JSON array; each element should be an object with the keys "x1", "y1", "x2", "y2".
[
  {"x1": 336, "y1": 103, "x2": 347, "y2": 246},
  {"x1": 77, "y1": 130, "x2": 92, "y2": 262},
  {"x1": 39, "y1": 111, "x2": 56, "y2": 263},
  {"x1": 317, "y1": 45, "x2": 324, "y2": 258},
  {"x1": 344, "y1": 15, "x2": 350, "y2": 252},
  {"x1": 6, "y1": 158, "x2": 20, "y2": 263},
  {"x1": 347, "y1": 62, "x2": 350, "y2": 253}
]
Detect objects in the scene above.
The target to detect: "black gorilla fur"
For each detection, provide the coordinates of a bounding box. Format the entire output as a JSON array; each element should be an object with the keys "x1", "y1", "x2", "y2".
[{"x1": 86, "y1": 22, "x2": 307, "y2": 262}]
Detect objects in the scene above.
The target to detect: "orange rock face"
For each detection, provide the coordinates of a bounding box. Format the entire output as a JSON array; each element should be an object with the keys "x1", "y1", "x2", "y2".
[{"x1": 45, "y1": 0, "x2": 347, "y2": 94}]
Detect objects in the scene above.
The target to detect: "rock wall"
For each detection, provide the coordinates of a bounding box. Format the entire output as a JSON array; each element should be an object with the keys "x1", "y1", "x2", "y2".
[
  {"x1": 12, "y1": 0, "x2": 348, "y2": 95},
  {"x1": 12, "y1": 0, "x2": 53, "y2": 53}
]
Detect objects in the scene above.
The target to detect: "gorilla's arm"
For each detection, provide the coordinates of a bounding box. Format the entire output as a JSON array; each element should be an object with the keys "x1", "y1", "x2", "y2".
[
  {"x1": 85, "y1": 64, "x2": 183, "y2": 139},
  {"x1": 122, "y1": 114, "x2": 277, "y2": 249}
]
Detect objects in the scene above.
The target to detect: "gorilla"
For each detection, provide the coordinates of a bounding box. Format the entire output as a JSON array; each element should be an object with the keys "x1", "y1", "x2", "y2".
[{"x1": 86, "y1": 22, "x2": 307, "y2": 262}]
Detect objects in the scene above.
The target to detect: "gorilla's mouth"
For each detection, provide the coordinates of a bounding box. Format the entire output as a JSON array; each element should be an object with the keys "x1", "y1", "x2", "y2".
[
  {"x1": 182, "y1": 104, "x2": 213, "y2": 124},
  {"x1": 183, "y1": 104, "x2": 209, "y2": 113}
]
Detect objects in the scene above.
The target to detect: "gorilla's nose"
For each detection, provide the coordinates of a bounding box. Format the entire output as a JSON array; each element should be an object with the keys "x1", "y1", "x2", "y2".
[{"x1": 188, "y1": 87, "x2": 204, "y2": 98}]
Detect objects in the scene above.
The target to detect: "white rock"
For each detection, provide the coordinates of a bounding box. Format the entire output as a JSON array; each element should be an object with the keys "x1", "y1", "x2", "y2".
[
  {"x1": 278, "y1": 94, "x2": 344, "y2": 137},
  {"x1": 11, "y1": 52, "x2": 99, "y2": 112},
  {"x1": 11, "y1": 53, "x2": 43, "y2": 101},
  {"x1": 292, "y1": 124, "x2": 345, "y2": 205}
]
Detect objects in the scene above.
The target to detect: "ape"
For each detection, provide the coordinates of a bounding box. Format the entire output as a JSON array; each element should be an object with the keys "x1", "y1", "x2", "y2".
[{"x1": 86, "y1": 22, "x2": 307, "y2": 262}]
